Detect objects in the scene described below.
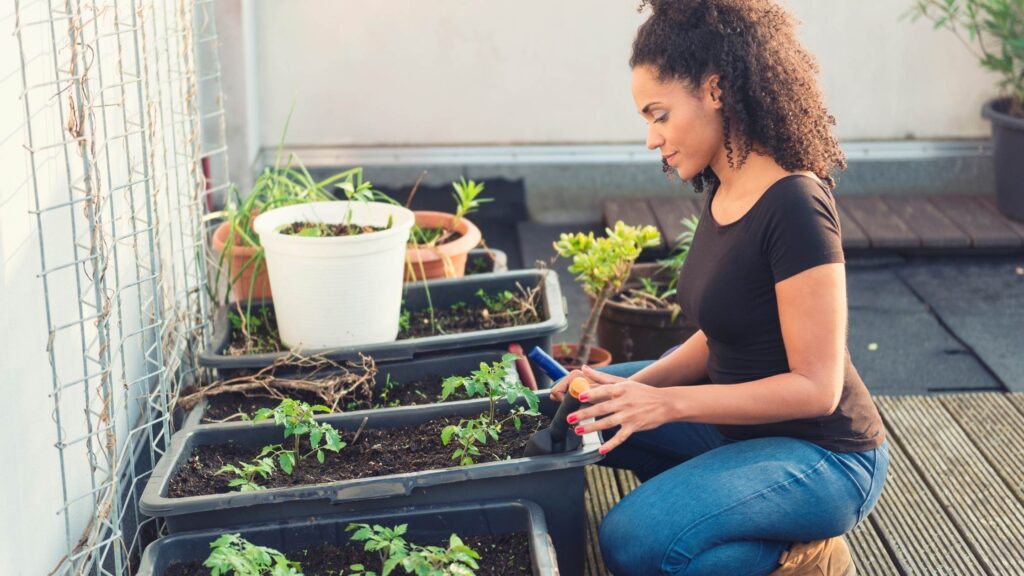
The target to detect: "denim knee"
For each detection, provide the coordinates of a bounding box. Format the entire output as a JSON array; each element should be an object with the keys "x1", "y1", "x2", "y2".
[{"x1": 599, "y1": 500, "x2": 690, "y2": 576}]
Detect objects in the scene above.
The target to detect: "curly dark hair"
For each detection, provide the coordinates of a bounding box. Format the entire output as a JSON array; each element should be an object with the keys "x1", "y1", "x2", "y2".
[{"x1": 632, "y1": 0, "x2": 846, "y2": 193}]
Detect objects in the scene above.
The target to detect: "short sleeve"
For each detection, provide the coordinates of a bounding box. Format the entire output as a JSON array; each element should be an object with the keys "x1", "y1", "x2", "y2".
[{"x1": 762, "y1": 180, "x2": 845, "y2": 283}]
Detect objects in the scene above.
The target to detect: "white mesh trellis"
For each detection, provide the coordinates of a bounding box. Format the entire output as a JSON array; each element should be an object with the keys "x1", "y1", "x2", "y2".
[{"x1": 12, "y1": 0, "x2": 228, "y2": 573}]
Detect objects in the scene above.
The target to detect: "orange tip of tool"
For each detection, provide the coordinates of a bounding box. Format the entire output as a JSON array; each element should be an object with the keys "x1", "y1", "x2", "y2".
[{"x1": 569, "y1": 377, "x2": 591, "y2": 399}]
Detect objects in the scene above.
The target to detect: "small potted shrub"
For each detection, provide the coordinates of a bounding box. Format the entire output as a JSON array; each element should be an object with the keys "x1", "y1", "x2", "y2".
[
  {"x1": 909, "y1": 1, "x2": 1024, "y2": 220},
  {"x1": 552, "y1": 221, "x2": 661, "y2": 370},
  {"x1": 406, "y1": 177, "x2": 490, "y2": 280},
  {"x1": 597, "y1": 216, "x2": 699, "y2": 361},
  {"x1": 252, "y1": 169, "x2": 415, "y2": 350}
]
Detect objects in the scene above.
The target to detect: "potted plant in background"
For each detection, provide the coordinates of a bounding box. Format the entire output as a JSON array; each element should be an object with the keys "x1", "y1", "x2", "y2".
[
  {"x1": 406, "y1": 177, "x2": 490, "y2": 280},
  {"x1": 597, "y1": 216, "x2": 699, "y2": 362},
  {"x1": 252, "y1": 168, "x2": 415, "y2": 351},
  {"x1": 552, "y1": 221, "x2": 661, "y2": 370},
  {"x1": 909, "y1": 0, "x2": 1024, "y2": 220}
]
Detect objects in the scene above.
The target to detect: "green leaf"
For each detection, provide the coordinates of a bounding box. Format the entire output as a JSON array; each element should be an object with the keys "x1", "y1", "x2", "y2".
[{"x1": 441, "y1": 425, "x2": 456, "y2": 445}]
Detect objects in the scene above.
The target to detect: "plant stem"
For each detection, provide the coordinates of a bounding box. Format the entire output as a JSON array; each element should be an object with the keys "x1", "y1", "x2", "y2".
[{"x1": 577, "y1": 286, "x2": 612, "y2": 365}]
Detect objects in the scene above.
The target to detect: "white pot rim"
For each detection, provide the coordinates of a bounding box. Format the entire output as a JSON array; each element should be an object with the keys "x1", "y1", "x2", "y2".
[{"x1": 253, "y1": 201, "x2": 415, "y2": 247}]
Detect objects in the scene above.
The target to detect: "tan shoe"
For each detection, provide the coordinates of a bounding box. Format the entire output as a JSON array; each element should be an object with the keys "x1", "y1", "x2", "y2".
[{"x1": 768, "y1": 536, "x2": 855, "y2": 576}]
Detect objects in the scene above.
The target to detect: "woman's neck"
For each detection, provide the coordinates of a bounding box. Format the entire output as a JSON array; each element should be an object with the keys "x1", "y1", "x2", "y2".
[{"x1": 710, "y1": 150, "x2": 789, "y2": 201}]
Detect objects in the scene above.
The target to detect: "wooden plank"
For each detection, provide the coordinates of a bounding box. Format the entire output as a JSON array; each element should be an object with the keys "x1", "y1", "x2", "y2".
[
  {"x1": 940, "y1": 393, "x2": 1024, "y2": 505},
  {"x1": 837, "y1": 196, "x2": 920, "y2": 249},
  {"x1": 584, "y1": 466, "x2": 621, "y2": 576},
  {"x1": 878, "y1": 395, "x2": 1024, "y2": 574},
  {"x1": 834, "y1": 198, "x2": 871, "y2": 250},
  {"x1": 847, "y1": 521, "x2": 899, "y2": 576},
  {"x1": 929, "y1": 195, "x2": 1024, "y2": 248},
  {"x1": 603, "y1": 199, "x2": 667, "y2": 251},
  {"x1": 882, "y1": 196, "x2": 971, "y2": 249},
  {"x1": 866, "y1": 433, "x2": 985, "y2": 574},
  {"x1": 614, "y1": 468, "x2": 641, "y2": 497},
  {"x1": 649, "y1": 196, "x2": 702, "y2": 250},
  {"x1": 976, "y1": 195, "x2": 1024, "y2": 242}
]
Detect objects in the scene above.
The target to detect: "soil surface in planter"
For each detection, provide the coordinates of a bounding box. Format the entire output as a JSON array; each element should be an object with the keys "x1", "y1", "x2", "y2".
[
  {"x1": 168, "y1": 411, "x2": 550, "y2": 498},
  {"x1": 164, "y1": 533, "x2": 531, "y2": 576},
  {"x1": 611, "y1": 287, "x2": 677, "y2": 311},
  {"x1": 399, "y1": 301, "x2": 541, "y2": 340},
  {"x1": 225, "y1": 288, "x2": 543, "y2": 355},
  {"x1": 279, "y1": 221, "x2": 388, "y2": 237},
  {"x1": 409, "y1": 226, "x2": 463, "y2": 246},
  {"x1": 198, "y1": 377, "x2": 466, "y2": 423}
]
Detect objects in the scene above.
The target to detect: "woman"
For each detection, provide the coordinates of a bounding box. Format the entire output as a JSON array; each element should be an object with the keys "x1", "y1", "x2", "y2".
[{"x1": 550, "y1": 1, "x2": 888, "y2": 574}]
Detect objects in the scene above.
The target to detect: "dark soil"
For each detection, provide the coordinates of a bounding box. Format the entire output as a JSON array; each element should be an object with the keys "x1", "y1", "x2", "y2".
[
  {"x1": 225, "y1": 288, "x2": 543, "y2": 355},
  {"x1": 163, "y1": 533, "x2": 532, "y2": 576},
  {"x1": 398, "y1": 302, "x2": 540, "y2": 339},
  {"x1": 279, "y1": 221, "x2": 387, "y2": 237},
  {"x1": 167, "y1": 411, "x2": 549, "y2": 498},
  {"x1": 198, "y1": 376, "x2": 462, "y2": 423}
]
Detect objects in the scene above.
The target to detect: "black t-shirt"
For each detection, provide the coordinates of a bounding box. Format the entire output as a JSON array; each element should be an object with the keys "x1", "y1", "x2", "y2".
[{"x1": 677, "y1": 174, "x2": 885, "y2": 452}]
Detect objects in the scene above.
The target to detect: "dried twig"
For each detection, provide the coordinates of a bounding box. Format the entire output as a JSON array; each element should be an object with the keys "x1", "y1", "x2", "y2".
[{"x1": 177, "y1": 352, "x2": 378, "y2": 411}]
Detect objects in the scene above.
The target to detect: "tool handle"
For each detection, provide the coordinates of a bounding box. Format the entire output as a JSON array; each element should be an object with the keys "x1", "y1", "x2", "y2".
[
  {"x1": 528, "y1": 346, "x2": 569, "y2": 380},
  {"x1": 549, "y1": 393, "x2": 583, "y2": 445}
]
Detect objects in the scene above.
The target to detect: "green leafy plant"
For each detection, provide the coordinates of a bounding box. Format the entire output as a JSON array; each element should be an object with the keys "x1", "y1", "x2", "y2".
[
  {"x1": 343, "y1": 523, "x2": 480, "y2": 576},
  {"x1": 409, "y1": 178, "x2": 490, "y2": 246},
  {"x1": 475, "y1": 288, "x2": 515, "y2": 314},
  {"x1": 554, "y1": 221, "x2": 661, "y2": 364},
  {"x1": 623, "y1": 215, "x2": 699, "y2": 320},
  {"x1": 252, "y1": 398, "x2": 346, "y2": 469},
  {"x1": 215, "y1": 445, "x2": 279, "y2": 492},
  {"x1": 907, "y1": 0, "x2": 1024, "y2": 117},
  {"x1": 439, "y1": 354, "x2": 539, "y2": 465},
  {"x1": 204, "y1": 533, "x2": 303, "y2": 576},
  {"x1": 228, "y1": 306, "x2": 281, "y2": 355}
]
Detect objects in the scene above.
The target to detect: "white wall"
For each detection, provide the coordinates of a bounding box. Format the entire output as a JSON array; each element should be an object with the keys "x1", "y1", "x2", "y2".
[{"x1": 250, "y1": 0, "x2": 999, "y2": 149}]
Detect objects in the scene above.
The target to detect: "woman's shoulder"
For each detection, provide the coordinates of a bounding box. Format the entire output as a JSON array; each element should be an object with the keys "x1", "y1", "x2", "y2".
[{"x1": 760, "y1": 172, "x2": 835, "y2": 215}]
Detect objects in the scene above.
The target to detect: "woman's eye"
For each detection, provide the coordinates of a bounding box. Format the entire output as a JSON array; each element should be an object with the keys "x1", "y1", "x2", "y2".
[{"x1": 653, "y1": 112, "x2": 668, "y2": 124}]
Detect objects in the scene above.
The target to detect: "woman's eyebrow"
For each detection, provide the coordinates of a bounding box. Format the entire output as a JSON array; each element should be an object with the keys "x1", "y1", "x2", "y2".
[{"x1": 641, "y1": 101, "x2": 663, "y2": 114}]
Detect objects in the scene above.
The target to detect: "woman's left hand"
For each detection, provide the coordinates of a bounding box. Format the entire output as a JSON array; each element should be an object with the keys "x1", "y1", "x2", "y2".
[{"x1": 567, "y1": 381, "x2": 676, "y2": 455}]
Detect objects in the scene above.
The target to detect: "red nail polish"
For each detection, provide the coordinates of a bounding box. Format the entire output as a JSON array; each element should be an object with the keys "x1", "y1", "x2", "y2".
[
  {"x1": 599, "y1": 447, "x2": 608, "y2": 455},
  {"x1": 579, "y1": 393, "x2": 589, "y2": 402},
  {"x1": 575, "y1": 426, "x2": 585, "y2": 435},
  {"x1": 566, "y1": 414, "x2": 578, "y2": 425}
]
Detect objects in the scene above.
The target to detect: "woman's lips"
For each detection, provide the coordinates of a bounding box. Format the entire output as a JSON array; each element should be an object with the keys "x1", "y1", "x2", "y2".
[{"x1": 663, "y1": 152, "x2": 679, "y2": 166}]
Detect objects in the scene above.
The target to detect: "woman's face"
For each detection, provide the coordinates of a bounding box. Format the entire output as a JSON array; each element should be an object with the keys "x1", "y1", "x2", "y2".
[{"x1": 631, "y1": 65, "x2": 724, "y2": 180}]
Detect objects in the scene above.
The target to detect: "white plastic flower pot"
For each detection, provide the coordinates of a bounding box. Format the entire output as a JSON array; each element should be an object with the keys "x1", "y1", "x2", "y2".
[{"x1": 253, "y1": 201, "x2": 414, "y2": 350}]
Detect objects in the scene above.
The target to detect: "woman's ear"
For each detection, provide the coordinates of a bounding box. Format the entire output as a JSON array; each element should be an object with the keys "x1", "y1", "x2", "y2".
[{"x1": 705, "y1": 74, "x2": 723, "y2": 109}]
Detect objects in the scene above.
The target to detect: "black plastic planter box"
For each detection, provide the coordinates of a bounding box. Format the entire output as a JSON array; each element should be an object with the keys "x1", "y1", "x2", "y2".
[
  {"x1": 137, "y1": 500, "x2": 557, "y2": 576},
  {"x1": 466, "y1": 248, "x2": 508, "y2": 275},
  {"x1": 141, "y1": 391, "x2": 599, "y2": 576},
  {"x1": 198, "y1": 269, "x2": 567, "y2": 381},
  {"x1": 178, "y1": 349, "x2": 514, "y2": 433}
]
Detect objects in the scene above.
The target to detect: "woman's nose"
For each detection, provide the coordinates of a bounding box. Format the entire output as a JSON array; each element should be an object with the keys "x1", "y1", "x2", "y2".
[{"x1": 646, "y1": 125, "x2": 664, "y2": 150}]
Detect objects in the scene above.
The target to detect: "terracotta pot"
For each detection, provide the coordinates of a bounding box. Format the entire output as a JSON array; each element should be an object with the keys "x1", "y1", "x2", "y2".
[
  {"x1": 405, "y1": 211, "x2": 482, "y2": 281},
  {"x1": 211, "y1": 221, "x2": 273, "y2": 301},
  {"x1": 597, "y1": 263, "x2": 698, "y2": 361},
  {"x1": 552, "y1": 342, "x2": 613, "y2": 372}
]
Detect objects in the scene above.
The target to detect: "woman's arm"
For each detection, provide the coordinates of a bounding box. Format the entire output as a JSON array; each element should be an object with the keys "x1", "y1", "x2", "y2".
[{"x1": 630, "y1": 329, "x2": 709, "y2": 387}]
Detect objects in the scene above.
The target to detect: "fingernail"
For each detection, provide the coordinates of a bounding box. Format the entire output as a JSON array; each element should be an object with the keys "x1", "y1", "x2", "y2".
[
  {"x1": 566, "y1": 414, "x2": 578, "y2": 425},
  {"x1": 599, "y1": 446, "x2": 608, "y2": 455},
  {"x1": 579, "y1": 393, "x2": 589, "y2": 402},
  {"x1": 575, "y1": 426, "x2": 585, "y2": 435}
]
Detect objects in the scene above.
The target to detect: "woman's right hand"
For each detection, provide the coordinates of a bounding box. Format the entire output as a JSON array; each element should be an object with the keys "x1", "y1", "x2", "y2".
[{"x1": 550, "y1": 365, "x2": 626, "y2": 402}]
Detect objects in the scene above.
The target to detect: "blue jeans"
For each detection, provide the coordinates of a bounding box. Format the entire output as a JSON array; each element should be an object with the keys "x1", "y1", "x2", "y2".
[{"x1": 592, "y1": 361, "x2": 889, "y2": 576}]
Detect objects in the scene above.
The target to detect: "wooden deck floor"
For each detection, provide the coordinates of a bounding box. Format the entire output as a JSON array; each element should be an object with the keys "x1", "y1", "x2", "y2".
[
  {"x1": 603, "y1": 195, "x2": 1024, "y2": 257},
  {"x1": 583, "y1": 393, "x2": 1024, "y2": 575}
]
